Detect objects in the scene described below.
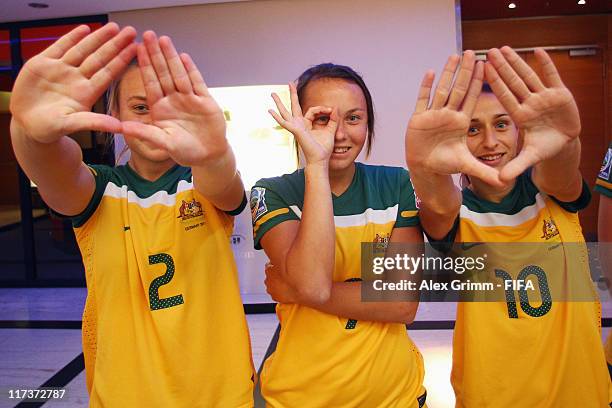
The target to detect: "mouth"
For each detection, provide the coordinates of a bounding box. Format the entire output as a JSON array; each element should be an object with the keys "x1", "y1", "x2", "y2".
[
  {"x1": 332, "y1": 146, "x2": 351, "y2": 155},
  {"x1": 477, "y1": 152, "x2": 505, "y2": 167}
]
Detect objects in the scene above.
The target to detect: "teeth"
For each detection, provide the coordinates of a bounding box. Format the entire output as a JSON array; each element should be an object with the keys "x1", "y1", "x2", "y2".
[
  {"x1": 334, "y1": 147, "x2": 350, "y2": 153},
  {"x1": 480, "y1": 154, "x2": 502, "y2": 161}
]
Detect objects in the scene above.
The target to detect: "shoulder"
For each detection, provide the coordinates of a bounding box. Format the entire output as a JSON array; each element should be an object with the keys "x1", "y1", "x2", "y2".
[{"x1": 253, "y1": 169, "x2": 305, "y2": 199}]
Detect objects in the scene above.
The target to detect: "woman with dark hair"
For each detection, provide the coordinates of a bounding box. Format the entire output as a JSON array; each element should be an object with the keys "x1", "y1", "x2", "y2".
[
  {"x1": 406, "y1": 48, "x2": 610, "y2": 406},
  {"x1": 250, "y1": 64, "x2": 427, "y2": 407}
]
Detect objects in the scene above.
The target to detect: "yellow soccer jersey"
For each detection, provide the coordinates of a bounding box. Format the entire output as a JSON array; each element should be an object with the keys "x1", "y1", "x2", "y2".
[
  {"x1": 251, "y1": 162, "x2": 427, "y2": 408},
  {"x1": 72, "y1": 164, "x2": 254, "y2": 408},
  {"x1": 594, "y1": 142, "x2": 612, "y2": 366},
  {"x1": 430, "y1": 171, "x2": 610, "y2": 407}
]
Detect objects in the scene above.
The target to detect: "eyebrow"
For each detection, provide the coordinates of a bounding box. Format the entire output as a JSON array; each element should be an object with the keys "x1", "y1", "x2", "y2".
[
  {"x1": 471, "y1": 113, "x2": 509, "y2": 122},
  {"x1": 345, "y1": 108, "x2": 365, "y2": 114},
  {"x1": 127, "y1": 96, "x2": 147, "y2": 102}
]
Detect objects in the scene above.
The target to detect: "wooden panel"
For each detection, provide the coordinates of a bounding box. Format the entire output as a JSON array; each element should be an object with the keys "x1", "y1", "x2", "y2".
[{"x1": 463, "y1": 15, "x2": 608, "y2": 50}]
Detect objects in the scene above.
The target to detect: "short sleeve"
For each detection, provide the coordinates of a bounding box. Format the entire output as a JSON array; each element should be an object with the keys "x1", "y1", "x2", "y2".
[
  {"x1": 395, "y1": 169, "x2": 420, "y2": 228},
  {"x1": 550, "y1": 179, "x2": 591, "y2": 213},
  {"x1": 594, "y1": 144, "x2": 612, "y2": 198},
  {"x1": 224, "y1": 192, "x2": 248, "y2": 216},
  {"x1": 250, "y1": 182, "x2": 300, "y2": 250},
  {"x1": 72, "y1": 165, "x2": 112, "y2": 228}
]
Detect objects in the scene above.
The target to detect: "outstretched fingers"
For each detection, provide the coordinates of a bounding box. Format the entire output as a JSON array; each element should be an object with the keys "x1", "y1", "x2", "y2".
[
  {"x1": 414, "y1": 70, "x2": 434, "y2": 113},
  {"x1": 137, "y1": 43, "x2": 164, "y2": 106},
  {"x1": 79, "y1": 25, "x2": 137, "y2": 79},
  {"x1": 431, "y1": 54, "x2": 460, "y2": 109},
  {"x1": 533, "y1": 48, "x2": 564, "y2": 88},
  {"x1": 142, "y1": 31, "x2": 176, "y2": 95},
  {"x1": 62, "y1": 23, "x2": 122, "y2": 68},
  {"x1": 447, "y1": 51, "x2": 476, "y2": 110},
  {"x1": 41, "y1": 24, "x2": 92, "y2": 59},
  {"x1": 460, "y1": 60, "x2": 484, "y2": 116},
  {"x1": 159, "y1": 35, "x2": 193, "y2": 94},
  {"x1": 180, "y1": 53, "x2": 211, "y2": 97}
]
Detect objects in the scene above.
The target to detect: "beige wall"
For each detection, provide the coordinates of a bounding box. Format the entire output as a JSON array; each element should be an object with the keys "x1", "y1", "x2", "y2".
[{"x1": 111, "y1": 0, "x2": 458, "y2": 168}]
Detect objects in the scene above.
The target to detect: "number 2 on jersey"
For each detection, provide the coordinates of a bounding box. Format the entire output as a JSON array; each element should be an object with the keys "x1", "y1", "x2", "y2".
[
  {"x1": 495, "y1": 265, "x2": 552, "y2": 319},
  {"x1": 148, "y1": 253, "x2": 184, "y2": 311}
]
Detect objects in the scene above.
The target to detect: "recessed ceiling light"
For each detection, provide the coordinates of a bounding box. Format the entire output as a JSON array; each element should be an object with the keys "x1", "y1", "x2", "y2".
[
  {"x1": 577, "y1": 0, "x2": 586, "y2": 4},
  {"x1": 28, "y1": 2, "x2": 49, "y2": 8},
  {"x1": 508, "y1": 2, "x2": 517, "y2": 8}
]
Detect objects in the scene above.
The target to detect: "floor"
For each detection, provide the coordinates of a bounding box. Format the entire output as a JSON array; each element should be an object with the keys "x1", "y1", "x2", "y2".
[{"x1": 0, "y1": 289, "x2": 609, "y2": 408}]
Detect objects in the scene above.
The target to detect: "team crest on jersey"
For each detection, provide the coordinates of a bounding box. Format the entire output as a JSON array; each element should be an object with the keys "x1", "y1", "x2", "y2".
[
  {"x1": 599, "y1": 148, "x2": 611, "y2": 180},
  {"x1": 541, "y1": 218, "x2": 559, "y2": 240},
  {"x1": 250, "y1": 187, "x2": 268, "y2": 224},
  {"x1": 374, "y1": 233, "x2": 390, "y2": 250},
  {"x1": 177, "y1": 198, "x2": 204, "y2": 221}
]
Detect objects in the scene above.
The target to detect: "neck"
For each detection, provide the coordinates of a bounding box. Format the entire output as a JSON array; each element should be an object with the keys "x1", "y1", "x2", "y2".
[
  {"x1": 128, "y1": 156, "x2": 176, "y2": 182},
  {"x1": 329, "y1": 163, "x2": 356, "y2": 196},
  {"x1": 469, "y1": 177, "x2": 515, "y2": 203}
]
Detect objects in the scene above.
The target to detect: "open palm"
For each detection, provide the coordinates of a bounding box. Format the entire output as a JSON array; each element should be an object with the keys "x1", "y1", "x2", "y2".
[
  {"x1": 486, "y1": 47, "x2": 581, "y2": 181},
  {"x1": 122, "y1": 33, "x2": 229, "y2": 167},
  {"x1": 10, "y1": 23, "x2": 136, "y2": 143},
  {"x1": 406, "y1": 52, "x2": 502, "y2": 187}
]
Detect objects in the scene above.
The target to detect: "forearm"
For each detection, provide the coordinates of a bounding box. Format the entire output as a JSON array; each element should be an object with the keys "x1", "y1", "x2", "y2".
[
  {"x1": 533, "y1": 138, "x2": 582, "y2": 201},
  {"x1": 192, "y1": 145, "x2": 245, "y2": 212},
  {"x1": 285, "y1": 163, "x2": 334, "y2": 304},
  {"x1": 410, "y1": 169, "x2": 461, "y2": 239},
  {"x1": 306, "y1": 281, "x2": 417, "y2": 324},
  {"x1": 10, "y1": 120, "x2": 93, "y2": 215}
]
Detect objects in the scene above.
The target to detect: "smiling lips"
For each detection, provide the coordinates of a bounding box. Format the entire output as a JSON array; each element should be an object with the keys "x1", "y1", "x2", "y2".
[
  {"x1": 478, "y1": 152, "x2": 505, "y2": 166},
  {"x1": 333, "y1": 147, "x2": 350, "y2": 154}
]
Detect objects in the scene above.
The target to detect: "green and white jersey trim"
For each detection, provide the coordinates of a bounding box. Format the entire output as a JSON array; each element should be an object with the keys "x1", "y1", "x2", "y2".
[
  {"x1": 102, "y1": 179, "x2": 194, "y2": 208},
  {"x1": 289, "y1": 204, "x2": 399, "y2": 228},
  {"x1": 460, "y1": 193, "x2": 547, "y2": 227}
]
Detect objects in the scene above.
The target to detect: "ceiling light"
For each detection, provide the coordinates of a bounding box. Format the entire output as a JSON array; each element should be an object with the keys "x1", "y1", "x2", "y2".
[
  {"x1": 28, "y1": 2, "x2": 49, "y2": 8},
  {"x1": 577, "y1": 0, "x2": 586, "y2": 4},
  {"x1": 508, "y1": 2, "x2": 517, "y2": 8}
]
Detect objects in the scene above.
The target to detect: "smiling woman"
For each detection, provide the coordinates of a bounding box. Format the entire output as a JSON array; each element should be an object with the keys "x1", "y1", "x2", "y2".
[
  {"x1": 251, "y1": 63, "x2": 427, "y2": 407},
  {"x1": 405, "y1": 47, "x2": 611, "y2": 407}
]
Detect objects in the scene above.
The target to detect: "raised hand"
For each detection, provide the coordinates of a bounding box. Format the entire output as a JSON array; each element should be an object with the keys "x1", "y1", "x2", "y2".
[
  {"x1": 121, "y1": 31, "x2": 229, "y2": 167},
  {"x1": 10, "y1": 23, "x2": 137, "y2": 143},
  {"x1": 406, "y1": 51, "x2": 502, "y2": 186},
  {"x1": 269, "y1": 82, "x2": 338, "y2": 167},
  {"x1": 485, "y1": 47, "x2": 580, "y2": 182}
]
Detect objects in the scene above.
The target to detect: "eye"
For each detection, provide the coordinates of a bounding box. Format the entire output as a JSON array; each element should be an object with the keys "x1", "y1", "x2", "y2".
[
  {"x1": 347, "y1": 114, "x2": 361, "y2": 123},
  {"x1": 495, "y1": 121, "x2": 508, "y2": 130},
  {"x1": 468, "y1": 125, "x2": 479, "y2": 136},
  {"x1": 314, "y1": 115, "x2": 330, "y2": 125},
  {"x1": 132, "y1": 103, "x2": 149, "y2": 114}
]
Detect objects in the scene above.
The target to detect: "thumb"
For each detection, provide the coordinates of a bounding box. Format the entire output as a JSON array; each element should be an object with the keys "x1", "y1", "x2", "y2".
[
  {"x1": 61, "y1": 112, "x2": 122, "y2": 135},
  {"x1": 325, "y1": 107, "x2": 339, "y2": 135},
  {"x1": 499, "y1": 149, "x2": 539, "y2": 183},
  {"x1": 121, "y1": 121, "x2": 169, "y2": 151}
]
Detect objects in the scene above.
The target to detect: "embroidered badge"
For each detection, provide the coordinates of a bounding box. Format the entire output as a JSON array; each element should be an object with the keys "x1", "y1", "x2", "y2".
[
  {"x1": 541, "y1": 218, "x2": 560, "y2": 240},
  {"x1": 177, "y1": 198, "x2": 204, "y2": 222},
  {"x1": 250, "y1": 187, "x2": 268, "y2": 224}
]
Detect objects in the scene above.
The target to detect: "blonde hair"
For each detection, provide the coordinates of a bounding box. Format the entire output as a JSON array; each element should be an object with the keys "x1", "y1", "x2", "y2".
[{"x1": 104, "y1": 59, "x2": 138, "y2": 165}]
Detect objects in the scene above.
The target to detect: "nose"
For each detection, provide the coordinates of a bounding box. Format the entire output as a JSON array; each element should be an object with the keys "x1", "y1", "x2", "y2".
[
  {"x1": 482, "y1": 125, "x2": 499, "y2": 149},
  {"x1": 335, "y1": 122, "x2": 347, "y2": 142}
]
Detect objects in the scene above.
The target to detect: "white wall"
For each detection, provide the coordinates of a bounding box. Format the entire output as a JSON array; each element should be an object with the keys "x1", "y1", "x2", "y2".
[
  {"x1": 111, "y1": 0, "x2": 459, "y2": 168},
  {"x1": 111, "y1": 0, "x2": 459, "y2": 296}
]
